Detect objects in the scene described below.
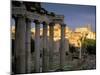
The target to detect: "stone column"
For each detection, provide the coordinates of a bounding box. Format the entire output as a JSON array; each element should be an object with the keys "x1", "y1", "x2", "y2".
[
  {"x1": 42, "y1": 22, "x2": 49, "y2": 72},
  {"x1": 34, "y1": 20, "x2": 40, "y2": 72},
  {"x1": 79, "y1": 33, "x2": 86, "y2": 59},
  {"x1": 49, "y1": 22, "x2": 54, "y2": 71},
  {"x1": 14, "y1": 15, "x2": 26, "y2": 74},
  {"x1": 59, "y1": 24, "x2": 66, "y2": 70},
  {"x1": 79, "y1": 41, "x2": 82, "y2": 59},
  {"x1": 65, "y1": 39, "x2": 69, "y2": 53},
  {"x1": 25, "y1": 18, "x2": 31, "y2": 73}
]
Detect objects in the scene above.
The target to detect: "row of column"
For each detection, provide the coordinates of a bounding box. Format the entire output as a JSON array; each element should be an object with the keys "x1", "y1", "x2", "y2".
[{"x1": 13, "y1": 15, "x2": 66, "y2": 74}]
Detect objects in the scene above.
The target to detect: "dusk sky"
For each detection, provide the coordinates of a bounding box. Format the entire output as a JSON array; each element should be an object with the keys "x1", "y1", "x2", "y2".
[
  {"x1": 41, "y1": 3, "x2": 96, "y2": 31},
  {"x1": 12, "y1": 2, "x2": 96, "y2": 32}
]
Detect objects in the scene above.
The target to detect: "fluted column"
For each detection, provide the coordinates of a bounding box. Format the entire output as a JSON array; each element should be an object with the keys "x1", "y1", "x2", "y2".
[
  {"x1": 49, "y1": 22, "x2": 54, "y2": 70},
  {"x1": 34, "y1": 20, "x2": 40, "y2": 72},
  {"x1": 42, "y1": 22, "x2": 49, "y2": 72},
  {"x1": 60, "y1": 24, "x2": 66, "y2": 70},
  {"x1": 14, "y1": 15, "x2": 26, "y2": 74},
  {"x1": 25, "y1": 18, "x2": 31, "y2": 73}
]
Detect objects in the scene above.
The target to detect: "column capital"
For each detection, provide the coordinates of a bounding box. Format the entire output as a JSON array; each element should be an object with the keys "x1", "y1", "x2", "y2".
[
  {"x1": 49, "y1": 22, "x2": 55, "y2": 26},
  {"x1": 42, "y1": 21, "x2": 48, "y2": 25},
  {"x1": 61, "y1": 24, "x2": 66, "y2": 27},
  {"x1": 15, "y1": 14, "x2": 26, "y2": 19},
  {"x1": 12, "y1": 14, "x2": 25, "y2": 20},
  {"x1": 34, "y1": 20, "x2": 40, "y2": 24},
  {"x1": 26, "y1": 18, "x2": 31, "y2": 23}
]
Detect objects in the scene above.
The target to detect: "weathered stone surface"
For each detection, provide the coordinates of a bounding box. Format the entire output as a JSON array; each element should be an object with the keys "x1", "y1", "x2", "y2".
[
  {"x1": 34, "y1": 20, "x2": 41, "y2": 72},
  {"x1": 14, "y1": 15, "x2": 26, "y2": 74}
]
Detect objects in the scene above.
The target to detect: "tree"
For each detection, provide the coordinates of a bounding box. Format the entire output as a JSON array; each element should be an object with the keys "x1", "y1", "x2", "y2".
[{"x1": 83, "y1": 39, "x2": 96, "y2": 55}]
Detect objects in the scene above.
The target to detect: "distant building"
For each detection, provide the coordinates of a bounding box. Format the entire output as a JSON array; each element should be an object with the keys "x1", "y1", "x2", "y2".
[
  {"x1": 75, "y1": 27, "x2": 89, "y2": 33},
  {"x1": 68, "y1": 32, "x2": 82, "y2": 47},
  {"x1": 75, "y1": 26, "x2": 96, "y2": 40},
  {"x1": 11, "y1": 24, "x2": 96, "y2": 47},
  {"x1": 86, "y1": 32, "x2": 96, "y2": 40}
]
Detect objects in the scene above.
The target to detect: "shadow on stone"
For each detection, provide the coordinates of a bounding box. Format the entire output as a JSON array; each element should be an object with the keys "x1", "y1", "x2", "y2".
[{"x1": 55, "y1": 68, "x2": 65, "y2": 71}]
